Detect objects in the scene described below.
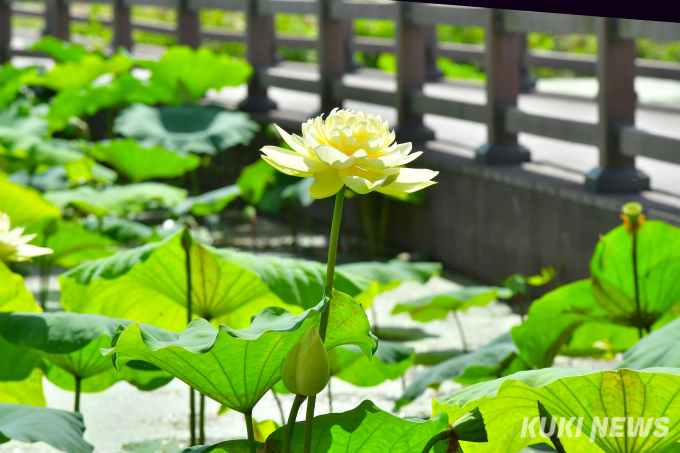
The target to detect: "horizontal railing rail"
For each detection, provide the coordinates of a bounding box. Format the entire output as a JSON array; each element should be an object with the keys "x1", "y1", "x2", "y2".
[{"x1": 2, "y1": 0, "x2": 679, "y2": 192}]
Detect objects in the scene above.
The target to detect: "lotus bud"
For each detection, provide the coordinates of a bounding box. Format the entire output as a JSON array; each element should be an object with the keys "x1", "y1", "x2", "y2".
[
  {"x1": 280, "y1": 323, "x2": 329, "y2": 396},
  {"x1": 621, "y1": 202, "x2": 645, "y2": 234}
]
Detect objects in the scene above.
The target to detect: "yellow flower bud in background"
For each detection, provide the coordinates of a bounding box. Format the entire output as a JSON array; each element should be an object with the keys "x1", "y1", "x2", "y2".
[
  {"x1": 260, "y1": 108, "x2": 438, "y2": 199},
  {"x1": 620, "y1": 202, "x2": 646, "y2": 234},
  {"x1": 280, "y1": 323, "x2": 330, "y2": 396}
]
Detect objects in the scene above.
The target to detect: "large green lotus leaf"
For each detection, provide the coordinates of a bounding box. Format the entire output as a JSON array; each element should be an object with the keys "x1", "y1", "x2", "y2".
[
  {"x1": 432, "y1": 368, "x2": 680, "y2": 453},
  {"x1": 85, "y1": 138, "x2": 201, "y2": 182},
  {"x1": 60, "y1": 232, "x2": 300, "y2": 331},
  {"x1": 0, "y1": 335, "x2": 43, "y2": 382},
  {"x1": 46, "y1": 73, "x2": 174, "y2": 132},
  {"x1": 60, "y1": 231, "x2": 437, "y2": 330},
  {"x1": 0, "y1": 311, "x2": 177, "y2": 393},
  {"x1": 173, "y1": 185, "x2": 242, "y2": 217},
  {"x1": 236, "y1": 160, "x2": 277, "y2": 205},
  {"x1": 79, "y1": 215, "x2": 154, "y2": 244},
  {"x1": 7, "y1": 166, "x2": 72, "y2": 191},
  {"x1": 330, "y1": 340, "x2": 414, "y2": 387},
  {"x1": 259, "y1": 400, "x2": 486, "y2": 453},
  {"x1": 43, "y1": 339, "x2": 173, "y2": 393},
  {"x1": 45, "y1": 183, "x2": 187, "y2": 217},
  {"x1": 0, "y1": 261, "x2": 40, "y2": 312},
  {"x1": 30, "y1": 36, "x2": 90, "y2": 63},
  {"x1": 618, "y1": 316, "x2": 680, "y2": 370},
  {"x1": 0, "y1": 64, "x2": 35, "y2": 110},
  {"x1": 113, "y1": 103, "x2": 259, "y2": 155},
  {"x1": 395, "y1": 332, "x2": 530, "y2": 411},
  {"x1": 104, "y1": 291, "x2": 375, "y2": 413},
  {"x1": 0, "y1": 368, "x2": 46, "y2": 406},
  {"x1": 392, "y1": 286, "x2": 512, "y2": 322},
  {"x1": 26, "y1": 218, "x2": 117, "y2": 268},
  {"x1": 27, "y1": 53, "x2": 132, "y2": 91},
  {"x1": 0, "y1": 179, "x2": 61, "y2": 226},
  {"x1": 138, "y1": 46, "x2": 253, "y2": 102},
  {"x1": 0, "y1": 130, "x2": 108, "y2": 185},
  {"x1": 214, "y1": 253, "x2": 441, "y2": 310},
  {"x1": 0, "y1": 403, "x2": 94, "y2": 452},
  {"x1": 0, "y1": 101, "x2": 49, "y2": 137},
  {"x1": 511, "y1": 280, "x2": 640, "y2": 368},
  {"x1": 590, "y1": 221, "x2": 680, "y2": 330}
]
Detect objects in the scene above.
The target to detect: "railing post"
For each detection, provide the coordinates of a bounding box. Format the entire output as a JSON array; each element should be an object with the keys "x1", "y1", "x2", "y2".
[
  {"x1": 425, "y1": 24, "x2": 443, "y2": 82},
  {"x1": 585, "y1": 17, "x2": 649, "y2": 192},
  {"x1": 0, "y1": 0, "x2": 10, "y2": 63},
  {"x1": 112, "y1": 0, "x2": 133, "y2": 51},
  {"x1": 318, "y1": 0, "x2": 350, "y2": 114},
  {"x1": 239, "y1": 0, "x2": 276, "y2": 113},
  {"x1": 394, "y1": 1, "x2": 434, "y2": 144},
  {"x1": 177, "y1": 0, "x2": 200, "y2": 48},
  {"x1": 44, "y1": 0, "x2": 70, "y2": 41},
  {"x1": 518, "y1": 32, "x2": 536, "y2": 93},
  {"x1": 475, "y1": 8, "x2": 529, "y2": 165}
]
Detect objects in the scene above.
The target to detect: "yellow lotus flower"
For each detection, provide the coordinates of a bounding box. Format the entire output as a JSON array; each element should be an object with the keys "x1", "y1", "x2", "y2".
[
  {"x1": 261, "y1": 108, "x2": 438, "y2": 199},
  {"x1": 0, "y1": 212, "x2": 53, "y2": 263}
]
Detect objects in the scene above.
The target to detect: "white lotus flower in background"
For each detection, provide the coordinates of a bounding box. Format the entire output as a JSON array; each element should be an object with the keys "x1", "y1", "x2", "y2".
[
  {"x1": 0, "y1": 212, "x2": 53, "y2": 263},
  {"x1": 261, "y1": 108, "x2": 439, "y2": 199}
]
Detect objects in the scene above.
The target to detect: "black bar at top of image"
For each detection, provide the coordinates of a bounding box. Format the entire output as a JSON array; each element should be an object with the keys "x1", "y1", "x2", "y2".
[{"x1": 406, "y1": 0, "x2": 680, "y2": 25}]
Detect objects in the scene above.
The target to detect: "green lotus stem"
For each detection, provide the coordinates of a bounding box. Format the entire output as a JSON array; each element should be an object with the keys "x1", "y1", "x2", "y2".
[
  {"x1": 287, "y1": 201, "x2": 298, "y2": 254},
  {"x1": 271, "y1": 389, "x2": 286, "y2": 425},
  {"x1": 327, "y1": 377, "x2": 333, "y2": 413},
  {"x1": 245, "y1": 410, "x2": 257, "y2": 453},
  {"x1": 453, "y1": 311, "x2": 469, "y2": 352},
  {"x1": 419, "y1": 430, "x2": 454, "y2": 453},
  {"x1": 303, "y1": 394, "x2": 316, "y2": 453},
  {"x1": 181, "y1": 228, "x2": 197, "y2": 446},
  {"x1": 38, "y1": 226, "x2": 53, "y2": 311},
  {"x1": 39, "y1": 264, "x2": 51, "y2": 311},
  {"x1": 199, "y1": 393, "x2": 205, "y2": 445},
  {"x1": 378, "y1": 194, "x2": 389, "y2": 259},
  {"x1": 515, "y1": 293, "x2": 526, "y2": 323},
  {"x1": 632, "y1": 232, "x2": 644, "y2": 338},
  {"x1": 283, "y1": 395, "x2": 305, "y2": 453},
  {"x1": 301, "y1": 189, "x2": 345, "y2": 453},
  {"x1": 319, "y1": 189, "x2": 345, "y2": 340},
  {"x1": 537, "y1": 400, "x2": 567, "y2": 453},
  {"x1": 74, "y1": 376, "x2": 82, "y2": 412},
  {"x1": 189, "y1": 389, "x2": 196, "y2": 446}
]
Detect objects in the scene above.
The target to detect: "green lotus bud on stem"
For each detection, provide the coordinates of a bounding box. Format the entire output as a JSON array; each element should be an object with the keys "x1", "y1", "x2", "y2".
[
  {"x1": 622, "y1": 202, "x2": 643, "y2": 222},
  {"x1": 280, "y1": 323, "x2": 330, "y2": 396}
]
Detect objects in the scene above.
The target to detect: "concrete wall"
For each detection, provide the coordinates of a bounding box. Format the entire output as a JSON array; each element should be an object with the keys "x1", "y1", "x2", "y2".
[{"x1": 305, "y1": 141, "x2": 680, "y2": 289}]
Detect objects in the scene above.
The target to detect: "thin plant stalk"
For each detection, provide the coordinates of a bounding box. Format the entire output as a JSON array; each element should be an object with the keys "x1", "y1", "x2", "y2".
[
  {"x1": 419, "y1": 430, "x2": 454, "y2": 453},
  {"x1": 182, "y1": 229, "x2": 197, "y2": 446},
  {"x1": 199, "y1": 393, "x2": 205, "y2": 445},
  {"x1": 327, "y1": 377, "x2": 333, "y2": 413},
  {"x1": 632, "y1": 232, "x2": 644, "y2": 338},
  {"x1": 245, "y1": 410, "x2": 257, "y2": 453},
  {"x1": 287, "y1": 201, "x2": 298, "y2": 254},
  {"x1": 302, "y1": 189, "x2": 345, "y2": 453},
  {"x1": 38, "y1": 226, "x2": 53, "y2": 311},
  {"x1": 39, "y1": 264, "x2": 51, "y2": 311},
  {"x1": 283, "y1": 395, "x2": 305, "y2": 453},
  {"x1": 514, "y1": 293, "x2": 526, "y2": 323},
  {"x1": 453, "y1": 311, "x2": 469, "y2": 352},
  {"x1": 271, "y1": 389, "x2": 286, "y2": 425},
  {"x1": 378, "y1": 194, "x2": 389, "y2": 259},
  {"x1": 74, "y1": 376, "x2": 82, "y2": 412}
]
